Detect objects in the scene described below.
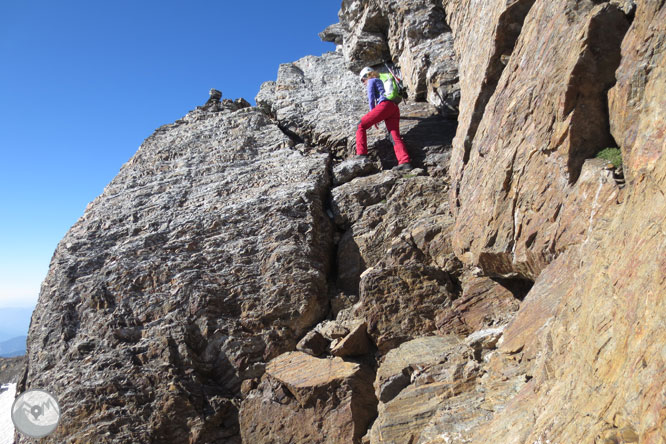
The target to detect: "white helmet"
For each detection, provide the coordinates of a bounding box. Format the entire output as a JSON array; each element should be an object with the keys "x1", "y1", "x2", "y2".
[{"x1": 359, "y1": 67, "x2": 373, "y2": 82}]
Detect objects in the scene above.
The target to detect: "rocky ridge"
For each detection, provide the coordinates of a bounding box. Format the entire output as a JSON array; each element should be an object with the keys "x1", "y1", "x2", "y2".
[
  {"x1": 0, "y1": 356, "x2": 25, "y2": 384},
  {"x1": 18, "y1": 0, "x2": 665, "y2": 443}
]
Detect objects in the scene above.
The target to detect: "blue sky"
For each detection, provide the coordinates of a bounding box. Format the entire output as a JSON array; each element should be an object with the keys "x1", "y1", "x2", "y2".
[{"x1": 0, "y1": 1, "x2": 340, "y2": 309}]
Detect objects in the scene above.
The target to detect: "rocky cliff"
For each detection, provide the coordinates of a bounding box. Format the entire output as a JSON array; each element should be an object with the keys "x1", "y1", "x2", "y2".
[{"x1": 18, "y1": 0, "x2": 665, "y2": 443}]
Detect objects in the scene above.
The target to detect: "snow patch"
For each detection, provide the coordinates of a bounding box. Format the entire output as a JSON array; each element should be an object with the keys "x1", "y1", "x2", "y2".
[{"x1": 0, "y1": 383, "x2": 16, "y2": 444}]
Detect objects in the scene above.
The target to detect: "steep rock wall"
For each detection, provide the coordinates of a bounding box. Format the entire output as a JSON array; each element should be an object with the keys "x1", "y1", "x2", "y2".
[
  {"x1": 324, "y1": 0, "x2": 460, "y2": 115},
  {"x1": 445, "y1": 0, "x2": 536, "y2": 208},
  {"x1": 476, "y1": 2, "x2": 665, "y2": 442},
  {"x1": 17, "y1": 0, "x2": 666, "y2": 443},
  {"x1": 449, "y1": 0, "x2": 631, "y2": 279}
]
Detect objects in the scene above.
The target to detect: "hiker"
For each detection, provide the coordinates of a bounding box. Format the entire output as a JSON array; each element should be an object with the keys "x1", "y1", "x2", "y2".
[{"x1": 356, "y1": 66, "x2": 411, "y2": 170}]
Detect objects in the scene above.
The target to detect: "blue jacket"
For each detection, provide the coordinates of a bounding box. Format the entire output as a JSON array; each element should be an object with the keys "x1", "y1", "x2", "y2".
[{"x1": 366, "y1": 77, "x2": 386, "y2": 110}]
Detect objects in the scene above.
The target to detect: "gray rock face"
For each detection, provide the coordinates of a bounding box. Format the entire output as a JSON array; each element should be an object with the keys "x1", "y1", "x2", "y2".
[
  {"x1": 19, "y1": 104, "x2": 333, "y2": 443},
  {"x1": 332, "y1": 156, "x2": 380, "y2": 186},
  {"x1": 257, "y1": 50, "x2": 456, "y2": 170},
  {"x1": 330, "y1": 170, "x2": 400, "y2": 228},
  {"x1": 256, "y1": 51, "x2": 367, "y2": 158},
  {"x1": 334, "y1": 0, "x2": 460, "y2": 115}
]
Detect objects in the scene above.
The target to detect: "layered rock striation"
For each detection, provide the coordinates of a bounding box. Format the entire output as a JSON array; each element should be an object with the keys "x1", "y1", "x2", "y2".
[
  {"x1": 18, "y1": 0, "x2": 666, "y2": 443},
  {"x1": 19, "y1": 100, "x2": 334, "y2": 443}
]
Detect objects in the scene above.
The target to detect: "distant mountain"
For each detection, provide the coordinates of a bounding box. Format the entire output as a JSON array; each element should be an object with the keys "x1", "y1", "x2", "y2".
[
  {"x1": 0, "y1": 356, "x2": 25, "y2": 383},
  {"x1": 0, "y1": 307, "x2": 33, "y2": 342},
  {"x1": 0, "y1": 336, "x2": 26, "y2": 357}
]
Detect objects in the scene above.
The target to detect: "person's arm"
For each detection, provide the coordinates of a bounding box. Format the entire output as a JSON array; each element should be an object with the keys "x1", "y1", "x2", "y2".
[
  {"x1": 367, "y1": 77, "x2": 386, "y2": 111},
  {"x1": 367, "y1": 79, "x2": 376, "y2": 110}
]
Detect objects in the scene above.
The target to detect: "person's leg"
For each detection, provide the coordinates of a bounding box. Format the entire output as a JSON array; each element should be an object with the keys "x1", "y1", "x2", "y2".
[
  {"x1": 355, "y1": 122, "x2": 368, "y2": 155},
  {"x1": 356, "y1": 101, "x2": 392, "y2": 156},
  {"x1": 383, "y1": 103, "x2": 410, "y2": 164}
]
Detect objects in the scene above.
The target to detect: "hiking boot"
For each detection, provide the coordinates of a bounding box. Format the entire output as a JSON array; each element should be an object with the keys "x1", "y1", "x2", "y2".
[{"x1": 394, "y1": 162, "x2": 412, "y2": 171}]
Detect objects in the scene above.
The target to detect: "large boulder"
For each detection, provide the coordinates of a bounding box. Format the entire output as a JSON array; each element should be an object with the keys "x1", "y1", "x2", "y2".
[
  {"x1": 329, "y1": 170, "x2": 401, "y2": 229},
  {"x1": 239, "y1": 352, "x2": 377, "y2": 444},
  {"x1": 374, "y1": 335, "x2": 466, "y2": 404},
  {"x1": 357, "y1": 265, "x2": 457, "y2": 352},
  {"x1": 333, "y1": 174, "x2": 456, "y2": 294},
  {"x1": 18, "y1": 103, "x2": 333, "y2": 443}
]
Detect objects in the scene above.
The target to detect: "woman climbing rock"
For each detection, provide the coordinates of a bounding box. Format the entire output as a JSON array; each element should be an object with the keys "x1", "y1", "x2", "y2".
[{"x1": 355, "y1": 66, "x2": 412, "y2": 171}]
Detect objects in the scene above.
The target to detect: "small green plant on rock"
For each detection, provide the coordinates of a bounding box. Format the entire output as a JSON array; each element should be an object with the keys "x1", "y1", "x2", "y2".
[{"x1": 596, "y1": 147, "x2": 622, "y2": 169}]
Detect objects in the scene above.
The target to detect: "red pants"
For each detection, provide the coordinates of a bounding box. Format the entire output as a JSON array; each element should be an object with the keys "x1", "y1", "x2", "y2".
[{"x1": 356, "y1": 100, "x2": 411, "y2": 164}]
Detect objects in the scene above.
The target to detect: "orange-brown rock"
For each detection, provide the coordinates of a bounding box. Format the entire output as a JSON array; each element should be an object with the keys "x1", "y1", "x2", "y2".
[
  {"x1": 357, "y1": 265, "x2": 457, "y2": 352},
  {"x1": 417, "y1": 350, "x2": 527, "y2": 444},
  {"x1": 446, "y1": 0, "x2": 536, "y2": 209},
  {"x1": 239, "y1": 352, "x2": 377, "y2": 444},
  {"x1": 608, "y1": 0, "x2": 665, "y2": 183},
  {"x1": 370, "y1": 380, "x2": 472, "y2": 444},
  {"x1": 498, "y1": 249, "x2": 576, "y2": 359},
  {"x1": 369, "y1": 336, "x2": 477, "y2": 444},
  {"x1": 331, "y1": 322, "x2": 372, "y2": 357},
  {"x1": 466, "y1": 1, "x2": 666, "y2": 442},
  {"x1": 448, "y1": 0, "x2": 630, "y2": 279},
  {"x1": 436, "y1": 274, "x2": 523, "y2": 336},
  {"x1": 368, "y1": 334, "x2": 527, "y2": 444}
]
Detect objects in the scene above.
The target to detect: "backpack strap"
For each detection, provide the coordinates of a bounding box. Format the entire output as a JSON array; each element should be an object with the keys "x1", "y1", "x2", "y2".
[{"x1": 384, "y1": 62, "x2": 403, "y2": 84}]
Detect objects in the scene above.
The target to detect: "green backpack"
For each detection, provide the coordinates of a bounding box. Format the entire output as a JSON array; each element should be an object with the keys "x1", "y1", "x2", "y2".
[{"x1": 379, "y1": 72, "x2": 403, "y2": 103}]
